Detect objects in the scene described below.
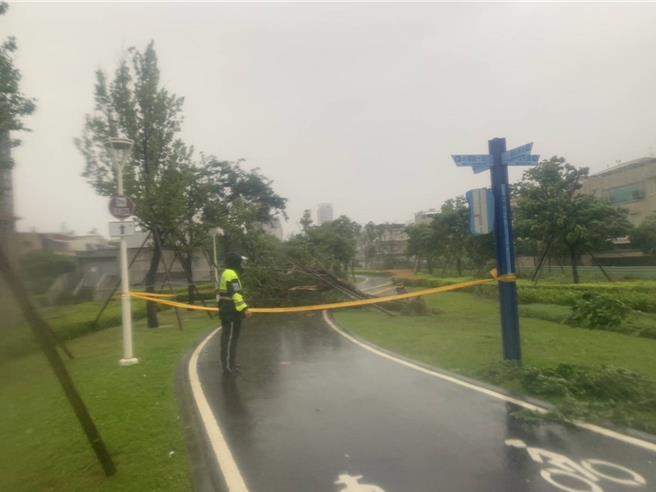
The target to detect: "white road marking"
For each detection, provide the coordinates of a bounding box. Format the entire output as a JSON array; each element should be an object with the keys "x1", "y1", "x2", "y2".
[
  {"x1": 323, "y1": 311, "x2": 656, "y2": 454},
  {"x1": 505, "y1": 438, "x2": 647, "y2": 491},
  {"x1": 540, "y1": 469, "x2": 602, "y2": 492},
  {"x1": 581, "y1": 460, "x2": 646, "y2": 486},
  {"x1": 335, "y1": 473, "x2": 385, "y2": 492},
  {"x1": 189, "y1": 327, "x2": 250, "y2": 492}
]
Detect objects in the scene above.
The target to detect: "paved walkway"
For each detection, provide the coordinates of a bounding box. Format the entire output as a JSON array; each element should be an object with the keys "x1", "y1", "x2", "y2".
[{"x1": 189, "y1": 311, "x2": 655, "y2": 492}]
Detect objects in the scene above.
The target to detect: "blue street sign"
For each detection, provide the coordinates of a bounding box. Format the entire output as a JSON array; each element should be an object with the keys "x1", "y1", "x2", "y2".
[
  {"x1": 454, "y1": 145, "x2": 538, "y2": 174},
  {"x1": 502, "y1": 142, "x2": 533, "y2": 164},
  {"x1": 466, "y1": 188, "x2": 494, "y2": 235},
  {"x1": 452, "y1": 154, "x2": 493, "y2": 167},
  {"x1": 505, "y1": 154, "x2": 540, "y2": 166}
]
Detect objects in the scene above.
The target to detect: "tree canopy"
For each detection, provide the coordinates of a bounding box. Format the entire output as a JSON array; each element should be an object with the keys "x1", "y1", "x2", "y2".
[
  {"x1": 514, "y1": 156, "x2": 632, "y2": 283},
  {"x1": 287, "y1": 215, "x2": 360, "y2": 277},
  {"x1": 0, "y1": 1, "x2": 36, "y2": 168},
  {"x1": 77, "y1": 41, "x2": 287, "y2": 319},
  {"x1": 630, "y1": 213, "x2": 656, "y2": 255},
  {"x1": 76, "y1": 41, "x2": 194, "y2": 326}
]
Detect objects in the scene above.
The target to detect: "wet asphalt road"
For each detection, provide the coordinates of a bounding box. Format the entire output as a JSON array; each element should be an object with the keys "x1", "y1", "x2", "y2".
[{"x1": 194, "y1": 311, "x2": 655, "y2": 492}]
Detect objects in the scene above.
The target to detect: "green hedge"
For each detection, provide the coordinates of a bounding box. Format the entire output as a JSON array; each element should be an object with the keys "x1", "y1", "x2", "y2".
[
  {"x1": 400, "y1": 276, "x2": 476, "y2": 288},
  {"x1": 364, "y1": 272, "x2": 656, "y2": 314},
  {"x1": 1, "y1": 301, "x2": 154, "y2": 362},
  {"x1": 473, "y1": 281, "x2": 656, "y2": 313}
]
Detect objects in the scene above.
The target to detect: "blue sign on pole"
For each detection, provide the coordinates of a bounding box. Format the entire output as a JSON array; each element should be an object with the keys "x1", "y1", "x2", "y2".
[
  {"x1": 453, "y1": 144, "x2": 539, "y2": 175},
  {"x1": 466, "y1": 188, "x2": 494, "y2": 235},
  {"x1": 502, "y1": 142, "x2": 533, "y2": 163},
  {"x1": 452, "y1": 154, "x2": 493, "y2": 167},
  {"x1": 505, "y1": 154, "x2": 540, "y2": 166}
]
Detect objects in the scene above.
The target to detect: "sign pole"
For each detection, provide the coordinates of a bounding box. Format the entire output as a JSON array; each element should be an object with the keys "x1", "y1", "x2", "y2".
[{"x1": 488, "y1": 137, "x2": 522, "y2": 362}]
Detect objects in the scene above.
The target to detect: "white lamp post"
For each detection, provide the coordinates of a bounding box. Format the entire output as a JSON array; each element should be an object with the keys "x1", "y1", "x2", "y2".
[
  {"x1": 209, "y1": 227, "x2": 224, "y2": 293},
  {"x1": 106, "y1": 137, "x2": 138, "y2": 366}
]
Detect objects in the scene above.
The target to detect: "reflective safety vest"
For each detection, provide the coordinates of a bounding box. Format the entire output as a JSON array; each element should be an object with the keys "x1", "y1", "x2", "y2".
[{"x1": 217, "y1": 268, "x2": 248, "y2": 312}]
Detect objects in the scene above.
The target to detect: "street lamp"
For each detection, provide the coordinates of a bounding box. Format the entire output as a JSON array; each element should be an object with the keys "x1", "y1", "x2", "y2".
[
  {"x1": 106, "y1": 137, "x2": 138, "y2": 366},
  {"x1": 209, "y1": 227, "x2": 224, "y2": 294}
]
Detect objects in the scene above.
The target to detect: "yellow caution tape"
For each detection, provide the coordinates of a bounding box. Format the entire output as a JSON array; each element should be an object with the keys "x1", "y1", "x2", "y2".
[
  {"x1": 489, "y1": 268, "x2": 517, "y2": 283},
  {"x1": 130, "y1": 292, "x2": 218, "y2": 312},
  {"x1": 128, "y1": 270, "x2": 519, "y2": 314},
  {"x1": 133, "y1": 292, "x2": 176, "y2": 298}
]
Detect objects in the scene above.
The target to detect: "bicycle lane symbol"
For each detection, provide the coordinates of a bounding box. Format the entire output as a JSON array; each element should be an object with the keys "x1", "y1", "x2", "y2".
[
  {"x1": 505, "y1": 439, "x2": 647, "y2": 492},
  {"x1": 335, "y1": 473, "x2": 385, "y2": 492}
]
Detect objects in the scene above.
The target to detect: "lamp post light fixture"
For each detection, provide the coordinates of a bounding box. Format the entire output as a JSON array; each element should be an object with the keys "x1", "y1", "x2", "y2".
[{"x1": 106, "y1": 137, "x2": 138, "y2": 367}]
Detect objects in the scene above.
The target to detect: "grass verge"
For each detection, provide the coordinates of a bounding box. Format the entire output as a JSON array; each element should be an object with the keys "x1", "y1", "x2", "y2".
[
  {"x1": 0, "y1": 310, "x2": 215, "y2": 492},
  {"x1": 334, "y1": 292, "x2": 656, "y2": 434}
]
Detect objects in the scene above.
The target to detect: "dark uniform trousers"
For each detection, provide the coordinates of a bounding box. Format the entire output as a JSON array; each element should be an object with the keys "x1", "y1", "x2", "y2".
[{"x1": 219, "y1": 302, "x2": 243, "y2": 372}]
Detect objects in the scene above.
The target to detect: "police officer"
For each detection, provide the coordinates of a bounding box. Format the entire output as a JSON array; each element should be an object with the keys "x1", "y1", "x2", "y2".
[{"x1": 217, "y1": 253, "x2": 251, "y2": 375}]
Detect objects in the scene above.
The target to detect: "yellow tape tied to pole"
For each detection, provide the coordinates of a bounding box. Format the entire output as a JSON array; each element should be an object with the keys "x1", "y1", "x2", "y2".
[{"x1": 128, "y1": 269, "x2": 516, "y2": 315}]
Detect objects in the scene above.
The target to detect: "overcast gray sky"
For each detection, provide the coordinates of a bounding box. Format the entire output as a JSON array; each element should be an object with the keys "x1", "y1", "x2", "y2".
[{"x1": 6, "y1": 2, "x2": 656, "y2": 237}]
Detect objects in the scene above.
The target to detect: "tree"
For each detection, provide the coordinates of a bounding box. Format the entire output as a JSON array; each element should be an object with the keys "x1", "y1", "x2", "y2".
[
  {"x1": 360, "y1": 221, "x2": 380, "y2": 268},
  {"x1": 464, "y1": 233, "x2": 496, "y2": 275},
  {"x1": 433, "y1": 197, "x2": 469, "y2": 276},
  {"x1": 0, "y1": 1, "x2": 36, "y2": 170},
  {"x1": 170, "y1": 156, "x2": 286, "y2": 302},
  {"x1": 76, "y1": 41, "x2": 193, "y2": 327},
  {"x1": 299, "y1": 209, "x2": 313, "y2": 235},
  {"x1": 405, "y1": 223, "x2": 437, "y2": 273},
  {"x1": 629, "y1": 213, "x2": 656, "y2": 255},
  {"x1": 514, "y1": 157, "x2": 632, "y2": 283},
  {"x1": 287, "y1": 214, "x2": 360, "y2": 277}
]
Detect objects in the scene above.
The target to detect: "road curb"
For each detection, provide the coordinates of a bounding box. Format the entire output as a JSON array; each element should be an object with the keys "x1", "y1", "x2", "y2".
[{"x1": 176, "y1": 335, "x2": 228, "y2": 492}]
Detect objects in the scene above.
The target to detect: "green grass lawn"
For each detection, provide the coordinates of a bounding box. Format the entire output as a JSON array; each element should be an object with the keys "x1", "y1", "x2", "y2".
[
  {"x1": 337, "y1": 293, "x2": 656, "y2": 377},
  {"x1": 334, "y1": 292, "x2": 656, "y2": 432},
  {"x1": 0, "y1": 310, "x2": 216, "y2": 492}
]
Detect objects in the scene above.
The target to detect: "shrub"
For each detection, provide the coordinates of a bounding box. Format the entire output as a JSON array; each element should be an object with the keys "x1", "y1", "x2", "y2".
[
  {"x1": 520, "y1": 364, "x2": 655, "y2": 402},
  {"x1": 481, "y1": 362, "x2": 656, "y2": 432},
  {"x1": 473, "y1": 281, "x2": 656, "y2": 313},
  {"x1": 567, "y1": 292, "x2": 631, "y2": 330}
]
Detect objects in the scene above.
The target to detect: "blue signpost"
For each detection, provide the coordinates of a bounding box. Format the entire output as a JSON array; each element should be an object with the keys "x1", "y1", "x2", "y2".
[{"x1": 452, "y1": 138, "x2": 539, "y2": 362}]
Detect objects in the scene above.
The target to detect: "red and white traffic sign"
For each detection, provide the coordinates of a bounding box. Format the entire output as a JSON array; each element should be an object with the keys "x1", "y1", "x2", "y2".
[{"x1": 109, "y1": 195, "x2": 136, "y2": 219}]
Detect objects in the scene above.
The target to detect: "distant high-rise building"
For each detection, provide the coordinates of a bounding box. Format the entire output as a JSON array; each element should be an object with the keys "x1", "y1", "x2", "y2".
[{"x1": 317, "y1": 203, "x2": 334, "y2": 225}]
